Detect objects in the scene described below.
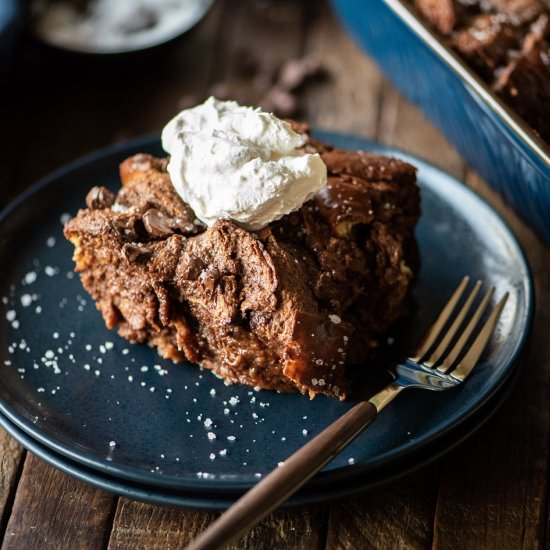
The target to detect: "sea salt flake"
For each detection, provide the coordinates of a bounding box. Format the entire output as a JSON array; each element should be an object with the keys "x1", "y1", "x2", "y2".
[
  {"x1": 329, "y1": 314, "x2": 342, "y2": 324},
  {"x1": 207, "y1": 432, "x2": 216, "y2": 440},
  {"x1": 24, "y1": 272, "x2": 37, "y2": 284},
  {"x1": 44, "y1": 266, "x2": 58, "y2": 277},
  {"x1": 6, "y1": 310, "x2": 16, "y2": 322},
  {"x1": 20, "y1": 294, "x2": 33, "y2": 307},
  {"x1": 46, "y1": 237, "x2": 56, "y2": 247},
  {"x1": 109, "y1": 440, "x2": 117, "y2": 448}
]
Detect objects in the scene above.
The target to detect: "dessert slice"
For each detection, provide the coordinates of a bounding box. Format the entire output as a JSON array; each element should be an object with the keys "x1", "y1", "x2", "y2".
[{"x1": 65, "y1": 110, "x2": 419, "y2": 400}]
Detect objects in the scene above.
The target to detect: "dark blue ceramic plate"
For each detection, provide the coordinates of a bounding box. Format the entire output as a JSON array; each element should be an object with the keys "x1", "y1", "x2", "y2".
[
  {"x1": 0, "y1": 132, "x2": 533, "y2": 495},
  {"x1": 0, "y1": 355, "x2": 523, "y2": 509}
]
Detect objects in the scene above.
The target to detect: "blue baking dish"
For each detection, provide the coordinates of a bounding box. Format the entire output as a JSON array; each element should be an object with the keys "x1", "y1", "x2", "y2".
[{"x1": 332, "y1": 0, "x2": 550, "y2": 244}]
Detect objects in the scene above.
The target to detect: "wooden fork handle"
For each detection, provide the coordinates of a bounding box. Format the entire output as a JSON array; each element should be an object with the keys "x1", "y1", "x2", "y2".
[{"x1": 186, "y1": 401, "x2": 378, "y2": 550}]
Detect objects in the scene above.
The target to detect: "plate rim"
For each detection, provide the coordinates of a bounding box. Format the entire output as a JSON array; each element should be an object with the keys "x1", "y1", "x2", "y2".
[
  {"x1": 0, "y1": 348, "x2": 525, "y2": 510},
  {"x1": 0, "y1": 131, "x2": 535, "y2": 493}
]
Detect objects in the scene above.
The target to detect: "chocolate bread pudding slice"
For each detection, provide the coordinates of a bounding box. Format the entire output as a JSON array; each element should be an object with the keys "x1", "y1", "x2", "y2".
[{"x1": 64, "y1": 129, "x2": 420, "y2": 400}]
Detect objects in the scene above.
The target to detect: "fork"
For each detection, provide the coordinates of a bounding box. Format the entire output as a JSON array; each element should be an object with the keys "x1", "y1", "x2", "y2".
[{"x1": 186, "y1": 277, "x2": 508, "y2": 550}]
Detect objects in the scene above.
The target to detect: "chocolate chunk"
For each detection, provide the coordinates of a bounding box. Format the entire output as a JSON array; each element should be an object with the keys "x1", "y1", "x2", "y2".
[
  {"x1": 142, "y1": 208, "x2": 175, "y2": 238},
  {"x1": 122, "y1": 243, "x2": 153, "y2": 263},
  {"x1": 278, "y1": 57, "x2": 323, "y2": 91},
  {"x1": 260, "y1": 86, "x2": 298, "y2": 118},
  {"x1": 111, "y1": 216, "x2": 139, "y2": 240},
  {"x1": 142, "y1": 208, "x2": 202, "y2": 237},
  {"x1": 85, "y1": 186, "x2": 115, "y2": 210}
]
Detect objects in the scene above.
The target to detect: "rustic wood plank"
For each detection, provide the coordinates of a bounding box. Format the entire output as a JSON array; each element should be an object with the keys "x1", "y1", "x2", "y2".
[
  {"x1": 377, "y1": 85, "x2": 465, "y2": 178},
  {"x1": 206, "y1": 0, "x2": 307, "y2": 107},
  {"x1": 0, "y1": 431, "x2": 24, "y2": 538},
  {"x1": 1, "y1": 453, "x2": 116, "y2": 550},
  {"x1": 326, "y1": 472, "x2": 439, "y2": 550},
  {"x1": 108, "y1": 499, "x2": 326, "y2": 550},
  {"x1": 432, "y1": 173, "x2": 550, "y2": 550},
  {"x1": 303, "y1": 4, "x2": 383, "y2": 138}
]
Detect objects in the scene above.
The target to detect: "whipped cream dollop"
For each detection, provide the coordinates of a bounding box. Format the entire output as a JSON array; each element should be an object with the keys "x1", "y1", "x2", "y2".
[{"x1": 161, "y1": 97, "x2": 327, "y2": 230}]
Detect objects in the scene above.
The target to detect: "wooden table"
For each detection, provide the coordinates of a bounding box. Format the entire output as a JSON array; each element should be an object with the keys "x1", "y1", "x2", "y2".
[{"x1": 1, "y1": 1, "x2": 549, "y2": 548}]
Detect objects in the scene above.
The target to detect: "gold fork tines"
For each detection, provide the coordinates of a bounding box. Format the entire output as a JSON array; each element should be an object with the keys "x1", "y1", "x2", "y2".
[
  {"x1": 438, "y1": 286, "x2": 495, "y2": 373},
  {"x1": 409, "y1": 276, "x2": 470, "y2": 363},
  {"x1": 423, "y1": 280, "x2": 482, "y2": 368},
  {"x1": 449, "y1": 293, "x2": 509, "y2": 381},
  {"x1": 410, "y1": 276, "x2": 509, "y2": 382}
]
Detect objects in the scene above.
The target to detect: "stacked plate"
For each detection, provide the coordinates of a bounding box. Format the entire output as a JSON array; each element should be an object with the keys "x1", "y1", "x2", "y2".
[{"x1": 0, "y1": 133, "x2": 533, "y2": 509}]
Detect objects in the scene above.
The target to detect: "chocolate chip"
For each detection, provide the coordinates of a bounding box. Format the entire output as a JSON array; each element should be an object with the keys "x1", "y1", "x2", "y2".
[
  {"x1": 278, "y1": 57, "x2": 324, "y2": 91},
  {"x1": 142, "y1": 208, "x2": 174, "y2": 238},
  {"x1": 111, "y1": 217, "x2": 138, "y2": 240},
  {"x1": 86, "y1": 186, "x2": 115, "y2": 209},
  {"x1": 260, "y1": 86, "x2": 298, "y2": 118},
  {"x1": 122, "y1": 243, "x2": 152, "y2": 263}
]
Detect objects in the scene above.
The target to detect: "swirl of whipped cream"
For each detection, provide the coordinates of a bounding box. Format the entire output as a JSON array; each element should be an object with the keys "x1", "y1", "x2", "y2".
[{"x1": 161, "y1": 97, "x2": 327, "y2": 230}]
